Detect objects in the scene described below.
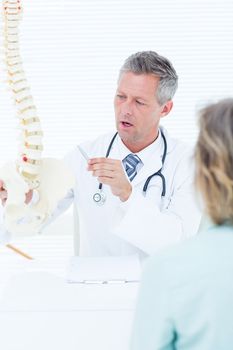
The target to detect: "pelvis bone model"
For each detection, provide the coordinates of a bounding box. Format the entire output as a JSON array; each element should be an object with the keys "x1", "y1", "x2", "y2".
[{"x1": 1, "y1": 0, "x2": 75, "y2": 234}]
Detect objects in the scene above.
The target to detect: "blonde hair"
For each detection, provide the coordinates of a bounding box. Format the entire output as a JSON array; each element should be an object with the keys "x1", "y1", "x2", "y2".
[{"x1": 195, "y1": 98, "x2": 233, "y2": 225}]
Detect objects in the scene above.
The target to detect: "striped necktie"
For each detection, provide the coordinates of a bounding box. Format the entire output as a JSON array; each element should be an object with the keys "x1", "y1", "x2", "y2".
[{"x1": 123, "y1": 153, "x2": 141, "y2": 181}]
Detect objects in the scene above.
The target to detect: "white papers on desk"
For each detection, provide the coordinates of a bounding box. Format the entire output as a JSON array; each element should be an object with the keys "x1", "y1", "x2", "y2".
[{"x1": 66, "y1": 255, "x2": 141, "y2": 284}]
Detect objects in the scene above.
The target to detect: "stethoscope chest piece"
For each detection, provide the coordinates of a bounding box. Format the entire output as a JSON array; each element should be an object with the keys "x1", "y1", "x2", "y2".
[{"x1": 93, "y1": 190, "x2": 106, "y2": 205}]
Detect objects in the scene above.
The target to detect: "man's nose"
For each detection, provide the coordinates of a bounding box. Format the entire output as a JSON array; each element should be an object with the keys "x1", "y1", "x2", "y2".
[{"x1": 121, "y1": 100, "x2": 133, "y2": 116}]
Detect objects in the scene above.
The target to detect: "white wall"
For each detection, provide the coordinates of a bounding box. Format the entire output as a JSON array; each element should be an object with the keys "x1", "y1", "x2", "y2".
[{"x1": 1, "y1": 0, "x2": 233, "y2": 165}]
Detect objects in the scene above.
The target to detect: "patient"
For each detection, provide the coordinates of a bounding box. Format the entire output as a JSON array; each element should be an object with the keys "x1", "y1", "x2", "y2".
[{"x1": 131, "y1": 98, "x2": 233, "y2": 350}]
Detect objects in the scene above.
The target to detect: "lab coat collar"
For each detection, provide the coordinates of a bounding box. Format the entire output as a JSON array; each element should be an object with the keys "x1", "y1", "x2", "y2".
[{"x1": 132, "y1": 135, "x2": 163, "y2": 186}]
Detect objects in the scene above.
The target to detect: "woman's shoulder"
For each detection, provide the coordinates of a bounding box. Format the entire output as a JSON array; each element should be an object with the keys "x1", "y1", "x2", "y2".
[{"x1": 143, "y1": 224, "x2": 233, "y2": 281}]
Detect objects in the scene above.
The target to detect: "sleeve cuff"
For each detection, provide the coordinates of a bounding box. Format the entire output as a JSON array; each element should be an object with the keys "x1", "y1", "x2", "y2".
[{"x1": 118, "y1": 187, "x2": 141, "y2": 212}]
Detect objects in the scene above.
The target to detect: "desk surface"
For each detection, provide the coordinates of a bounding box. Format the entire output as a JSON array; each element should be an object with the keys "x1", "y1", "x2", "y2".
[{"x1": 0, "y1": 237, "x2": 139, "y2": 350}]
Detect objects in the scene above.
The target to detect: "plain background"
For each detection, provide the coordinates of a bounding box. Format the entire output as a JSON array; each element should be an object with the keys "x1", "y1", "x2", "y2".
[
  {"x1": 0, "y1": 0, "x2": 233, "y2": 164},
  {"x1": 0, "y1": 0, "x2": 233, "y2": 250}
]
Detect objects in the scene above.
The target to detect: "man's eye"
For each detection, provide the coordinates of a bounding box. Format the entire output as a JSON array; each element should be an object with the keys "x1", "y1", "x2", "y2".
[
  {"x1": 136, "y1": 100, "x2": 145, "y2": 106},
  {"x1": 117, "y1": 94, "x2": 125, "y2": 99}
]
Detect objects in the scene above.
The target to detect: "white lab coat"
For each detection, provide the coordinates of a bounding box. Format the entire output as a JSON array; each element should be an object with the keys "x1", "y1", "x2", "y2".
[{"x1": 51, "y1": 128, "x2": 201, "y2": 258}]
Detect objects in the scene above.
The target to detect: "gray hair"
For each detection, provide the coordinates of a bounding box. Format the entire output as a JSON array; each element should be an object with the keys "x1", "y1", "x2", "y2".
[{"x1": 119, "y1": 51, "x2": 178, "y2": 105}]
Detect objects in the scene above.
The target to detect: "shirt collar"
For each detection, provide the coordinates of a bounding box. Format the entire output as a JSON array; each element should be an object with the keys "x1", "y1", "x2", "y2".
[{"x1": 115, "y1": 128, "x2": 163, "y2": 165}]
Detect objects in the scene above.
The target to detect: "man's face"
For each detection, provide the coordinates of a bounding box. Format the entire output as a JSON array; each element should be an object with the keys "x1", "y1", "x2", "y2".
[{"x1": 114, "y1": 71, "x2": 172, "y2": 152}]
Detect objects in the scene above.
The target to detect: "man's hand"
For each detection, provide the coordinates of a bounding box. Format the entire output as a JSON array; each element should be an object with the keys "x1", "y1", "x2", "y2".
[
  {"x1": 0, "y1": 179, "x2": 33, "y2": 206},
  {"x1": 88, "y1": 158, "x2": 132, "y2": 202}
]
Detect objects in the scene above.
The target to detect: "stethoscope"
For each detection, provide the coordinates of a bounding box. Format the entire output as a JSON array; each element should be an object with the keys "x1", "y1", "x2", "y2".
[{"x1": 93, "y1": 128, "x2": 167, "y2": 205}]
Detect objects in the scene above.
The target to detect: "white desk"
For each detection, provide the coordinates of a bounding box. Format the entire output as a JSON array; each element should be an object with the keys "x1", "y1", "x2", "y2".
[
  {"x1": 0, "y1": 239, "x2": 139, "y2": 350},
  {"x1": 0, "y1": 310, "x2": 135, "y2": 350}
]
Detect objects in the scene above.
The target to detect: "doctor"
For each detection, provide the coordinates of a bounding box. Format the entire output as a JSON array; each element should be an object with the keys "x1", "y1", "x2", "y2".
[{"x1": 0, "y1": 51, "x2": 201, "y2": 257}]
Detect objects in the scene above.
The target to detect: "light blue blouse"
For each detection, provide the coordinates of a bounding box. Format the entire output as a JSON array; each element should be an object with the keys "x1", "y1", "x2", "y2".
[{"x1": 131, "y1": 224, "x2": 233, "y2": 350}]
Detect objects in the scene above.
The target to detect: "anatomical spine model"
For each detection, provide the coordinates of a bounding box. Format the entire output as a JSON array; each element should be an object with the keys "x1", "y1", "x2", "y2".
[{"x1": 1, "y1": 0, "x2": 74, "y2": 234}]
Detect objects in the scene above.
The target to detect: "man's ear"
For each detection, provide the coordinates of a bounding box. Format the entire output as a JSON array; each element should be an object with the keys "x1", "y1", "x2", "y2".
[{"x1": 160, "y1": 100, "x2": 173, "y2": 118}]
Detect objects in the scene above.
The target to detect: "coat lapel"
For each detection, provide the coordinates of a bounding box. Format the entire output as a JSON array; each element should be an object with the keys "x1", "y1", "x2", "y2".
[
  {"x1": 132, "y1": 151, "x2": 163, "y2": 186},
  {"x1": 132, "y1": 128, "x2": 177, "y2": 187}
]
